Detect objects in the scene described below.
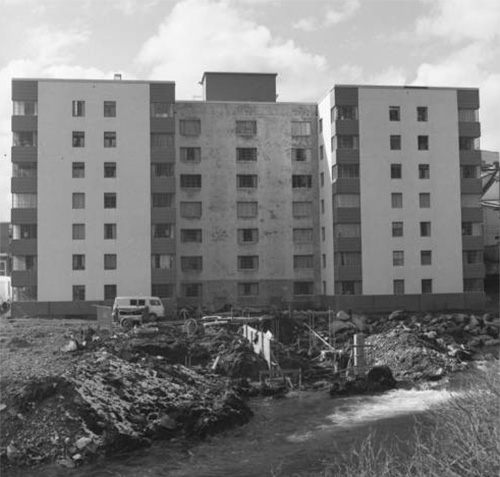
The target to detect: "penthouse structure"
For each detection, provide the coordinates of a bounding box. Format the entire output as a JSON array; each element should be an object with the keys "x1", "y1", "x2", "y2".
[{"x1": 10, "y1": 73, "x2": 485, "y2": 316}]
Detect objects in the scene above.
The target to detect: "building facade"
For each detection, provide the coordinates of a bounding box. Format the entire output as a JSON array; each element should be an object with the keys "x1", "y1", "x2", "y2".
[{"x1": 10, "y1": 74, "x2": 485, "y2": 316}]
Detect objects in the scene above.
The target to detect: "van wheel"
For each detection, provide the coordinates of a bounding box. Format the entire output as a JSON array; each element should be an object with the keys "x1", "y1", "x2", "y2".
[{"x1": 121, "y1": 319, "x2": 132, "y2": 330}]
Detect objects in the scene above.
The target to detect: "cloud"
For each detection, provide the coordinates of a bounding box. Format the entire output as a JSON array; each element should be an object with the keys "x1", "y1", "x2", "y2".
[
  {"x1": 416, "y1": 0, "x2": 500, "y2": 43},
  {"x1": 292, "y1": 17, "x2": 318, "y2": 32},
  {"x1": 325, "y1": 0, "x2": 360, "y2": 26},
  {"x1": 136, "y1": 0, "x2": 330, "y2": 101}
]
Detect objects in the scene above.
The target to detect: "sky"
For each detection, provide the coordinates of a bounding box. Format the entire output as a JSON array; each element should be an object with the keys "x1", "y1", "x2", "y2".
[{"x1": 0, "y1": 0, "x2": 499, "y2": 222}]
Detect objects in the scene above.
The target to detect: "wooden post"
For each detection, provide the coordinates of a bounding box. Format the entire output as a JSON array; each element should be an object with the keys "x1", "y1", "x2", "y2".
[{"x1": 353, "y1": 333, "x2": 365, "y2": 377}]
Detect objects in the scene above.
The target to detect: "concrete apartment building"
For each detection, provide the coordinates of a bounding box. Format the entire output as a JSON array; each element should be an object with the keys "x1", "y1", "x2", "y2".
[{"x1": 10, "y1": 73, "x2": 485, "y2": 316}]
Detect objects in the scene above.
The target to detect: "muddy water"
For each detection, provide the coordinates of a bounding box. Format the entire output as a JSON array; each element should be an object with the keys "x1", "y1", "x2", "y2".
[{"x1": 19, "y1": 386, "x2": 453, "y2": 477}]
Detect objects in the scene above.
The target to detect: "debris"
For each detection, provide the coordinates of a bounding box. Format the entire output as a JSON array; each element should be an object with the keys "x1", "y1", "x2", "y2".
[
  {"x1": 0, "y1": 403, "x2": 6, "y2": 412},
  {"x1": 61, "y1": 339, "x2": 79, "y2": 353},
  {"x1": 75, "y1": 436, "x2": 92, "y2": 450}
]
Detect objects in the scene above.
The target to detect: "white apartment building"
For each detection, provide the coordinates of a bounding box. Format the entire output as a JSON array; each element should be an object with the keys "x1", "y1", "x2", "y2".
[{"x1": 10, "y1": 73, "x2": 485, "y2": 316}]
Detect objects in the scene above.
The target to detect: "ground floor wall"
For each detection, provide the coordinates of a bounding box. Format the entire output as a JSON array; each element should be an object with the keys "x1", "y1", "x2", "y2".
[{"x1": 11, "y1": 291, "x2": 486, "y2": 318}]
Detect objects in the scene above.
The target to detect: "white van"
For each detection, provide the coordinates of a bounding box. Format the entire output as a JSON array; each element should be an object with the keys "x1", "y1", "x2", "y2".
[{"x1": 112, "y1": 296, "x2": 165, "y2": 321}]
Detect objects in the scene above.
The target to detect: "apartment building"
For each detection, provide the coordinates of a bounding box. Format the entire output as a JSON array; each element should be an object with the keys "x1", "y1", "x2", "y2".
[{"x1": 10, "y1": 73, "x2": 485, "y2": 316}]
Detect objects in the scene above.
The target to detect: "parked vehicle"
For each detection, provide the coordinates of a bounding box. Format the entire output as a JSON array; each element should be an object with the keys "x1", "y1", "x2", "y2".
[{"x1": 112, "y1": 296, "x2": 165, "y2": 324}]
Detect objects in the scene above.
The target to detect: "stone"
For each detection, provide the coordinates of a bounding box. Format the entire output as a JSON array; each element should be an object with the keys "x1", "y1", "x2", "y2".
[
  {"x1": 483, "y1": 338, "x2": 500, "y2": 347},
  {"x1": 58, "y1": 457, "x2": 76, "y2": 468},
  {"x1": 336, "y1": 310, "x2": 350, "y2": 321},
  {"x1": 0, "y1": 403, "x2": 6, "y2": 412},
  {"x1": 389, "y1": 310, "x2": 407, "y2": 321},
  {"x1": 160, "y1": 415, "x2": 177, "y2": 430},
  {"x1": 7, "y1": 443, "x2": 21, "y2": 462},
  {"x1": 423, "y1": 330, "x2": 437, "y2": 340},
  {"x1": 453, "y1": 314, "x2": 467, "y2": 324},
  {"x1": 468, "y1": 315, "x2": 480, "y2": 328},
  {"x1": 75, "y1": 436, "x2": 92, "y2": 450}
]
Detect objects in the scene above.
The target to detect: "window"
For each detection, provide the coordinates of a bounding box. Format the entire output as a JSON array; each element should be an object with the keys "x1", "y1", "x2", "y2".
[
  {"x1": 151, "y1": 163, "x2": 174, "y2": 177},
  {"x1": 151, "y1": 133, "x2": 174, "y2": 148},
  {"x1": 72, "y1": 254, "x2": 85, "y2": 271},
  {"x1": 152, "y1": 284, "x2": 174, "y2": 298},
  {"x1": 321, "y1": 200, "x2": 325, "y2": 214},
  {"x1": 392, "y1": 221, "x2": 403, "y2": 237},
  {"x1": 238, "y1": 283, "x2": 259, "y2": 297},
  {"x1": 13, "y1": 255, "x2": 37, "y2": 271},
  {"x1": 335, "y1": 135, "x2": 359, "y2": 150},
  {"x1": 104, "y1": 285, "x2": 117, "y2": 301},
  {"x1": 236, "y1": 148, "x2": 257, "y2": 162},
  {"x1": 335, "y1": 252, "x2": 361, "y2": 267},
  {"x1": 393, "y1": 251, "x2": 404, "y2": 266},
  {"x1": 293, "y1": 255, "x2": 314, "y2": 269},
  {"x1": 12, "y1": 194, "x2": 37, "y2": 208},
  {"x1": 236, "y1": 120, "x2": 257, "y2": 136},
  {"x1": 237, "y1": 201, "x2": 258, "y2": 218},
  {"x1": 389, "y1": 106, "x2": 400, "y2": 121},
  {"x1": 181, "y1": 256, "x2": 203, "y2": 271},
  {"x1": 291, "y1": 121, "x2": 311, "y2": 137},
  {"x1": 151, "y1": 102, "x2": 173, "y2": 118},
  {"x1": 419, "y1": 164, "x2": 430, "y2": 179},
  {"x1": 72, "y1": 285, "x2": 85, "y2": 301},
  {"x1": 421, "y1": 250, "x2": 432, "y2": 265},
  {"x1": 104, "y1": 162, "x2": 117, "y2": 178},
  {"x1": 13, "y1": 101, "x2": 37, "y2": 116},
  {"x1": 463, "y1": 250, "x2": 483, "y2": 264},
  {"x1": 319, "y1": 118, "x2": 323, "y2": 132},
  {"x1": 238, "y1": 228, "x2": 258, "y2": 243},
  {"x1": 71, "y1": 131, "x2": 84, "y2": 148},
  {"x1": 334, "y1": 224, "x2": 361, "y2": 238},
  {"x1": 421, "y1": 279, "x2": 433, "y2": 294},
  {"x1": 152, "y1": 223, "x2": 174, "y2": 239},
  {"x1": 335, "y1": 105, "x2": 358, "y2": 121},
  {"x1": 12, "y1": 286, "x2": 37, "y2": 301},
  {"x1": 464, "y1": 279, "x2": 483, "y2": 292},
  {"x1": 152, "y1": 193, "x2": 174, "y2": 208},
  {"x1": 72, "y1": 193, "x2": 85, "y2": 209},
  {"x1": 292, "y1": 175, "x2": 312, "y2": 188},
  {"x1": 321, "y1": 227, "x2": 326, "y2": 241},
  {"x1": 181, "y1": 229, "x2": 202, "y2": 242},
  {"x1": 461, "y1": 165, "x2": 479, "y2": 179},
  {"x1": 461, "y1": 195, "x2": 480, "y2": 207},
  {"x1": 104, "y1": 193, "x2": 117, "y2": 209},
  {"x1": 338, "y1": 164, "x2": 359, "y2": 178},
  {"x1": 417, "y1": 107, "x2": 428, "y2": 122},
  {"x1": 391, "y1": 193, "x2": 403, "y2": 208},
  {"x1": 180, "y1": 174, "x2": 202, "y2": 189},
  {"x1": 13, "y1": 224, "x2": 37, "y2": 239},
  {"x1": 294, "y1": 282, "x2": 314, "y2": 295},
  {"x1": 390, "y1": 135, "x2": 401, "y2": 150},
  {"x1": 419, "y1": 193, "x2": 431, "y2": 208},
  {"x1": 238, "y1": 256, "x2": 259, "y2": 270},
  {"x1": 319, "y1": 145, "x2": 324, "y2": 160},
  {"x1": 293, "y1": 228, "x2": 313, "y2": 243},
  {"x1": 104, "y1": 254, "x2": 117, "y2": 270},
  {"x1": 237, "y1": 175, "x2": 258, "y2": 188},
  {"x1": 458, "y1": 109, "x2": 478, "y2": 122},
  {"x1": 182, "y1": 283, "x2": 202, "y2": 297},
  {"x1": 320, "y1": 173, "x2": 324, "y2": 187},
  {"x1": 13, "y1": 131, "x2": 37, "y2": 147},
  {"x1": 293, "y1": 201, "x2": 312, "y2": 218},
  {"x1": 292, "y1": 148, "x2": 311, "y2": 162},
  {"x1": 72, "y1": 224, "x2": 85, "y2": 240},
  {"x1": 334, "y1": 194, "x2": 360, "y2": 208},
  {"x1": 180, "y1": 147, "x2": 201, "y2": 163},
  {"x1": 104, "y1": 101, "x2": 116, "y2": 117},
  {"x1": 418, "y1": 135, "x2": 429, "y2": 150},
  {"x1": 104, "y1": 132, "x2": 116, "y2": 148},
  {"x1": 13, "y1": 162, "x2": 37, "y2": 178},
  {"x1": 180, "y1": 202, "x2": 202, "y2": 218},
  {"x1": 180, "y1": 119, "x2": 201, "y2": 136},
  {"x1": 391, "y1": 164, "x2": 402, "y2": 179},
  {"x1": 334, "y1": 281, "x2": 361, "y2": 295},
  {"x1": 104, "y1": 223, "x2": 117, "y2": 240},
  {"x1": 393, "y1": 280, "x2": 405, "y2": 295},
  {"x1": 459, "y1": 137, "x2": 479, "y2": 151},
  {"x1": 322, "y1": 254, "x2": 326, "y2": 268},
  {"x1": 152, "y1": 254, "x2": 174, "y2": 269},
  {"x1": 462, "y1": 222, "x2": 482, "y2": 236},
  {"x1": 72, "y1": 100, "x2": 85, "y2": 117},
  {"x1": 420, "y1": 222, "x2": 431, "y2": 237}
]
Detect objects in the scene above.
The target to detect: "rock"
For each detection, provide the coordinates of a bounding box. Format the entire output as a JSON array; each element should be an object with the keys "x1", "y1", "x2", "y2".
[
  {"x1": 389, "y1": 310, "x2": 407, "y2": 321},
  {"x1": 61, "y1": 339, "x2": 79, "y2": 353},
  {"x1": 483, "y1": 338, "x2": 500, "y2": 347},
  {"x1": 366, "y1": 366, "x2": 397, "y2": 389},
  {"x1": 75, "y1": 436, "x2": 92, "y2": 450},
  {"x1": 423, "y1": 331, "x2": 437, "y2": 340},
  {"x1": 453, "y1": 313, "x2": 467, "y2": 324},
  {"x1": 468, "y1": 315, "x2": 480, "y2": 328},
  {"x1": 7, "y1": 443, "x2": 21, "y2": 462},
  {"x1": 0, "y1": 403, "x2": 6, "y2": 412},
  {"x1": 72, "y1": 453, "x2": 83, "y2": 461},
  {"x1": 58, "y1": 457, "x2": 76, "y2": 468},
  {"x1": 160, "y1": 414, "x2": 177, "y2": 430},
  {"x1": 336, "y1": 310, "x2": 350, "y2": 321}
]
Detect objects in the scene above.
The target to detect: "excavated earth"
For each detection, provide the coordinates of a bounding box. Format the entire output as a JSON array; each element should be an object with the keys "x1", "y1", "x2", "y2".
[{"x1": 1, "y1": 310, "x2": 499, "y2": 473}]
